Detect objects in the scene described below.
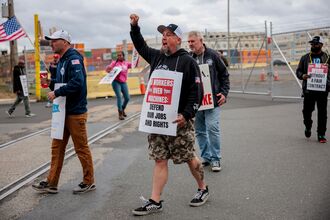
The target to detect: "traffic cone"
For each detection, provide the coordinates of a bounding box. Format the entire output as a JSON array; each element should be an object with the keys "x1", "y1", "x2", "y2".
[
  {"x1": 139, "y1": 76, "x2": 146, "y2": 95},
  {"x1": 259, "y1": 68, "x2": 266, "y2": 81},
  {"x1": 274, "y1": 68, "x2": 279, "y2": 81}
]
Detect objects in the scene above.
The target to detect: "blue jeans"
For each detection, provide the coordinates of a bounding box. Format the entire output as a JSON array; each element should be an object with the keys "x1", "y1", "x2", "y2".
[
  {"x1": 194, "y1": 106, "x2": 221, "y2": 162},
  {"x1": 112, "y1": 80, "x2": 130, "y2": 111}
]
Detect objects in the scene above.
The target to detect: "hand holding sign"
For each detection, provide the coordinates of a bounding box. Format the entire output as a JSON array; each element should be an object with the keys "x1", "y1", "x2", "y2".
[
  {"x1": 172, "y1": 114, "x2": 186, "y2": 128},
  {"x1": 99, "y1": 67, "x2": 122, "y2": 84}
]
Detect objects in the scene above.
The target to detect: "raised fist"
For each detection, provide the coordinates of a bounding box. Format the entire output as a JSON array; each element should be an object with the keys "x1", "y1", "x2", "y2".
[{"x1": 130, "y1": 14, "x2": 139, "y2": 26}]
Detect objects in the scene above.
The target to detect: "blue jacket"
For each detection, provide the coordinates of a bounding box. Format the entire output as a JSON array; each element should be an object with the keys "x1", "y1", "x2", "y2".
[{"x1": 50, "y1": 48, "x2": 87, "y2": 115}]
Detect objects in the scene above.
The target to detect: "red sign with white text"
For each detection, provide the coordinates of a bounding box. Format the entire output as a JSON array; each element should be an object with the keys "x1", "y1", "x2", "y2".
[{"x1": 146, "y1": 78, "x2": 174, "y2": 105}]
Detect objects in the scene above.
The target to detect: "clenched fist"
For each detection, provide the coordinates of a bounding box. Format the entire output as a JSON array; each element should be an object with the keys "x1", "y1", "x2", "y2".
[{"x1": 130, "y1": 14, "x2": 139, "y2": 26}]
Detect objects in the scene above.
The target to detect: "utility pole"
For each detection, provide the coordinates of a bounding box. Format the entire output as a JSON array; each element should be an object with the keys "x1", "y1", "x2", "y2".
[{"x1": 8, "y1": 0, "x2": 18, "y2": 75}]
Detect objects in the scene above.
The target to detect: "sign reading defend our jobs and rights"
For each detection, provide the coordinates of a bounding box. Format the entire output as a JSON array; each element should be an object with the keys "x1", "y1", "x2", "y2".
[
  {"x1": 99, "y1": 67, "x2": 122, "y2": 84},
  {"x1": 139, "y1": 69, "x2": 183, "y2": 136},
  {"x1": 198, "y1": 64, "x2": 214, "y2": 111},
  {"x1": 307, "y1": 64, "x2": 328, "y2": 91}
]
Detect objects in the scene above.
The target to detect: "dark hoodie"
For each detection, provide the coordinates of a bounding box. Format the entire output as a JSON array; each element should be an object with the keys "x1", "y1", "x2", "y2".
[
  {"x1": 296, "y1": 51, "x2": 330, "y2": 93},
  {"x1": 191, "y1": 45, "x2": 230, "y2": 107},
  {"x1": 50, "y1": 48, "x2": 87, "y2": 115},
  {"x1": 130, "y1": 25, "x2": 203, "y2": 121}
]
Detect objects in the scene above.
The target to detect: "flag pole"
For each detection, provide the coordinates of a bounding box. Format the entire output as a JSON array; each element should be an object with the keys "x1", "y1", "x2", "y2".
[{"x1": 15, "y1": 16, "x2": 49, "y2": 72}]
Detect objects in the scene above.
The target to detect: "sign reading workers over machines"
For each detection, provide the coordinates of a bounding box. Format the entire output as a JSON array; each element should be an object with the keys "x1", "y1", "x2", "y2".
[
  {"x1": 139, "y1": 69, "x2": 183, "y2": 136},
  {"x1": 99, "y1": 67, "x2": 122, "y2": 84},
  {"x1": 198, "y1": 64, "x2": 214, "y2": 111},
  {"x1": 307, "y1": 64, "x2": 328, "y2": 92}
]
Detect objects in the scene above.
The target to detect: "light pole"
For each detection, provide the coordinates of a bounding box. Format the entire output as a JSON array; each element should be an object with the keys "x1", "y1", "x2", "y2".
[{"x1": 8, "y1": 0, "x2": 18, "y2": 75}]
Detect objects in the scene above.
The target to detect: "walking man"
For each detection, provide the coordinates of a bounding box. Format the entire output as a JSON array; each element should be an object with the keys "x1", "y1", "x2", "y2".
[
  {"x1": 130, "y1": 14, "x2": 208, "y2": 216},
  {"x1": 6, "y1": 60, "x2": 35, "y2": 118},
  {"x1": 188, "y1": 31, "x2": 230, "y2": 172},
  {"x1": 296, "y1": 36, "x2": 330, "y2": 143},
  {"x1": 32, "y1": 30, "x2": 95, "y2": 194}
]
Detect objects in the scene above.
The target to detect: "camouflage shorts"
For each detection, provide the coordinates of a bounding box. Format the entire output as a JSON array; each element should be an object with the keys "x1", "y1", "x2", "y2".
[{"x1": 148, "y1": 120, "x2": 196, "y2": 164}]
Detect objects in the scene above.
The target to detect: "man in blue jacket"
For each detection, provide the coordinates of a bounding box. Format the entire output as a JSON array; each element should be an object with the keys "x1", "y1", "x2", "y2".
[
  {"x1": 130, "y1": 14, "x2": 208, "y2": 216},
  {"x1": 188, "y1": 31, "x2": 230, "y2": 172},
  {"x1": 32, "y1": 30, "x2": 95, "y2": 194}
]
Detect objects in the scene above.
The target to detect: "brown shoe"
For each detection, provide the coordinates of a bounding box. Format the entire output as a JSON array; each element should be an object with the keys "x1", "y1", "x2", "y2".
[
  {"x1": 122, "y1": 109, "x2": 127, "y2": 117},
  {"x1": 118, "y1": 110, "x2": 125, "y2": 120}
]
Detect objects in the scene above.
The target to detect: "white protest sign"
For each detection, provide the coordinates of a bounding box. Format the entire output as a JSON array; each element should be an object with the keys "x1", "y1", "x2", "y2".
[
  {"x1": 139, "y1": 69, "x2": 183, "y2": 136},
  {"x1": 51, "y1": 83, "x2": 66, "y2": 140},
  {"x1": 198, "y1": 64, "x2": 214, "y2": 111},
  {"x1": 307, "y1": 64, "x2": 328, "y2": 91},
  {"x1": 19, "y1": 75, "x2": 29, "y2": 97},
  {"x1": 98, "y1": 67, "x2": 122, "y2": 84},
  {"x1": 131, "y1": 46, "x2": 139, "y2": 69}
]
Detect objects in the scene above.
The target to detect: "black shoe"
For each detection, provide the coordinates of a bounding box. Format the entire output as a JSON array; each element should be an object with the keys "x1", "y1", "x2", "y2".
[
  {"x1": 318, "y1": 135, "x2": 327, "y2": 143},
  {"x1": 202, "y1": 161, "x2": 210, "y2": 167},
  {"x1": 73, "y1": 182, "x2": 96, "y2": 194},
  {"x1": 32, "y1": 181, "x2": 58, "y2": 194},
  {"x1": 305, "y1": 128, "x2": 311, "y2": 138},
  {"x1": 189, "y1": 186, "x2": 209, "y2": 207},
  {"x1": 132, "y1": 197, "x2": 163, "y2": 216}
]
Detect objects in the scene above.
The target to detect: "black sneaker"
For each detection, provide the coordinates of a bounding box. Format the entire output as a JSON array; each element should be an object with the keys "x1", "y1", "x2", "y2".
[
  {"x1": 73, "y1": 182, "x2": 96, "y2": 194},
  {"x1": 305, "y1": 128, "x2": 311, "y2": 138},
  {"x1": 318, "y1": 135, "x2": 327, "y2": 143},
  {"x1": 32, "y1": 181, "x2": 58, "y2": 194},
  {"x1": 5, "y1": 110, "x2": 15, "y2": 118},
  {"x1": 132, "y1": 197, "x2": 163, "y2": 216},
  {"x1": 189, "y1": 186, "x2": 209, "y2": 207},
  {"x1": 202, "y1": 161, "x2": 210, "y2": 167}
]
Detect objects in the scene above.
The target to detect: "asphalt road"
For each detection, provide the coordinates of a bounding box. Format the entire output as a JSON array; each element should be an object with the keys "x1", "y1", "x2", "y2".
[{"x1": 0, "y1": 93, "x2": 329, "y2": 220}]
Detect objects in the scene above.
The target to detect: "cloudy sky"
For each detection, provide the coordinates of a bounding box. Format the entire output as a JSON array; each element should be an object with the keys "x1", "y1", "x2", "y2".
[{"x1": 0, "y1": 0, "x2": 329, "y2": 51}]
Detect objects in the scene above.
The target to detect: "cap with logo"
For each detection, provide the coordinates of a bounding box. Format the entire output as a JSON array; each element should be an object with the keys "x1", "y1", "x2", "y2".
[
  {"x1": 309, "y1": 36, "x2": 324, "y2": 45},
  {"x1": 157, "y1": 24, "x2": 183, "y2": 39},
  {"x1": 45, "y1": 30, "x2": 71, "y2": 44}
]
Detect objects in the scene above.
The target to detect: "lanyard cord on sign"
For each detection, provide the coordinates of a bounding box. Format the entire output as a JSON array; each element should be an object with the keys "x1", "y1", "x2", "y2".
[{"x1": 155, "y1": 56, "x2": 181, "y2": 72}]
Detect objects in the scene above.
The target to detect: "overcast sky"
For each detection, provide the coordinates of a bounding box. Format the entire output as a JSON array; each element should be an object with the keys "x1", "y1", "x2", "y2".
[{"x1": 0, "y1": 0, "x2": 329, "y2": 51}]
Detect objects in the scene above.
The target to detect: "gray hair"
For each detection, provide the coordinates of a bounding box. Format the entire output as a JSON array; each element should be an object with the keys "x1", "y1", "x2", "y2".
[{"x1": 188, "y1": 31, "x2": 204, "y2": 41}]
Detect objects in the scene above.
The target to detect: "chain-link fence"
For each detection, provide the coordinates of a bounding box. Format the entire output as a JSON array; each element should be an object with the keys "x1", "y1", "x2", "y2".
[{"x1": 1, "y1": 25, "x2": 329, "y2": 99}]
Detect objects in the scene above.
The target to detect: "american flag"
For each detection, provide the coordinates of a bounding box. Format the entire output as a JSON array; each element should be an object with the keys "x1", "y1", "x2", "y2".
[{"x1": 0, "y1": 16, "x2": 26, "y2": 42}]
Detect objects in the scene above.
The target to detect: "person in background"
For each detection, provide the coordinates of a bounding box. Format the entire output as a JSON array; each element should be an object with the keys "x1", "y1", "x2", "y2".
[
  {"x1": 45, "y1": 53, "x2": 60, "y2": 108},
  {"x1": 130, "y1": 13, "x2": 208, "y2": 216},
  {"x1": 6, "y1": 60, "x2": 36, "y2": 118},
  {"x1": 32, "y1": 30, "x2": 95, "y2": 194},
  {"x1": 218, "y1": 50, "x2": 229, "y2": 67},
  {"x1": 105, "y1": 51, "x2": 131, "y2": 120},
  {"x1": 296, "y1": 36, "x2": 330, "y2": 143},
  {"x1": 188, "y1": 31, "x2": 230, "y2": 172}
]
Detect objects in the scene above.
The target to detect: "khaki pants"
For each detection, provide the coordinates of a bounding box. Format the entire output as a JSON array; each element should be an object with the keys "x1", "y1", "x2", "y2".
[{"x1": 47, "y1": 113, "x2": 94, "y2": 186}]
